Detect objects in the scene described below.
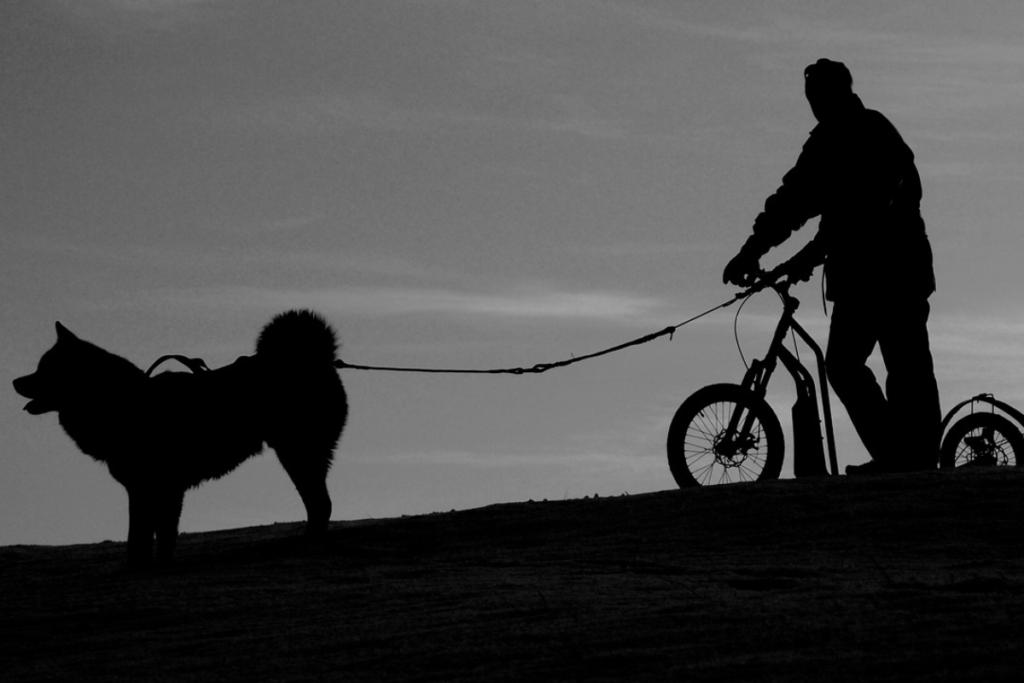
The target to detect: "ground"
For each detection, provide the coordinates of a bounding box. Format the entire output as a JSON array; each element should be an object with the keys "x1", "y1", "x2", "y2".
[{"x1": 3, "y1": 467, "x2": 1023, "y2": 682}]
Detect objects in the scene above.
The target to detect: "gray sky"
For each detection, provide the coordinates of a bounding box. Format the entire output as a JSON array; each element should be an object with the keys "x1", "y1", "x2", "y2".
[{"x1": 4, "y1": 0, "x2": 1024, "y2": 545}]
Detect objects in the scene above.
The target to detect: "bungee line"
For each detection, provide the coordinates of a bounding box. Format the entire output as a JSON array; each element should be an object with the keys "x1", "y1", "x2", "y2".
[{"x1": 335, "y1": 290, "x2": 750, "y2": 376}]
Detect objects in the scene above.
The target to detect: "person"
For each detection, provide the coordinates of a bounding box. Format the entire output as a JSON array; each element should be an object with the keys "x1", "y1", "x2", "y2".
[{"x1": 722, "y1": 59, "x2": 940, "y2": 475}]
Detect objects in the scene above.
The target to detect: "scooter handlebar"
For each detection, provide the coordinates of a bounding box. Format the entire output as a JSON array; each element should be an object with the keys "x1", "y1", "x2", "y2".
[{"x1": 735, "y1": 269, "x2": 801, "y2": 308}]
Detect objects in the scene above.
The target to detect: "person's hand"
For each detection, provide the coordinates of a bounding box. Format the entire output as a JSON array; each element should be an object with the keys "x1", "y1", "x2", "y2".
[
  {"x1": 722, "y1": 251, "x2": 760, "y2": 287},
  {"x1": 774, "y1": 253, "x2": 817, "y2": 285}
]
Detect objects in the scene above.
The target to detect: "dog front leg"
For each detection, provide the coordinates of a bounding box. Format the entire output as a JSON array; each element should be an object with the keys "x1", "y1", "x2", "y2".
[{"x1": 126, "y1": 487, "x2": 155, "y2": 567}]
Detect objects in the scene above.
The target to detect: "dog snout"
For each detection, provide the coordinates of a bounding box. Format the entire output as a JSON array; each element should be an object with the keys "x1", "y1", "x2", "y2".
[{"x1": 13, "y1": 374, "x2": 36, "y2": 399}]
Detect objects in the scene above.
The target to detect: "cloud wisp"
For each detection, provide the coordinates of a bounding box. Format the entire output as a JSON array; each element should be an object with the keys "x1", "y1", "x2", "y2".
[
  {"x1": 184, "y1": 284, "x2": 670, "y2": 325},
  {"x1": 231, "y1": 91, "x2": 630, "y2": 142}
]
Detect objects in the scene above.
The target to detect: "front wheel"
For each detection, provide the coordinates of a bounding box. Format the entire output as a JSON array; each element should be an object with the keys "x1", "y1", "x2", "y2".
[
  {"x1": 939, "y1": 412, "x2": 1024, "y2": 469},
  {"x1": 667, "y1": 383, "x2": 785, "y2": 488}
]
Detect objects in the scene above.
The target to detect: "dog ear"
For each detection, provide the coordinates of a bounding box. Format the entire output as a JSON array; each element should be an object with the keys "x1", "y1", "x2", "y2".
[{"x1": 55, "y1": 321, "x2": 77, "y2": 341}]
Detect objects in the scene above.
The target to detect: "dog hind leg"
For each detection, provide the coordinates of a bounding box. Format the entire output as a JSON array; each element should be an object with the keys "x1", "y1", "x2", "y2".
[
  {"x1": 275, "y1": 448, "x2": 332, "y2": 536},
  {"x1": 154, "y1": 489, "x2": 185, "y2": 564}
]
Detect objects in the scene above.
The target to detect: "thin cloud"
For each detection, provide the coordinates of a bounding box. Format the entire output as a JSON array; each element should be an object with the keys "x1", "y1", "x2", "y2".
[
  {"x1": 189, "y1": 284, "x2": 668, "y2": 324},
  {"x1": 232, "y1": 91, "x2": 629, "y2": 142},
  {"x1": 55, "y1": 0, "x2": 226, "y2": 35},
  {"x1": 100, "y1": 0, "x2": 221, "y2": 10},
  {"x1": 544, "y1": 95, "x2": 629, "y2": 140},
  {"x1": 566, "y1": 241, "x2": 721, "y2": 258},
  {"x1": 931, "y1": 315, "x2": 1024, "y2": 360},
  {"x1": 233, "y1": 93, "x2": 493, "y2": 136},
  {"x1": 610, "y1": 7, "x2": 905, "y2": 48},
  {"x1": 658, "y1": 9, "x2": 1024, "y2": 109}
]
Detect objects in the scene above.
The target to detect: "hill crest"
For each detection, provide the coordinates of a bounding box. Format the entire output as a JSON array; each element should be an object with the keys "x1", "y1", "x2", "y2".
[{"x1": 5, "y1": 468, "x2": 1024, "y2": 682}]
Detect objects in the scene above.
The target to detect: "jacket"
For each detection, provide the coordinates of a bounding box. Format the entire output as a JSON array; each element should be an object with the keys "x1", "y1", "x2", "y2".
[{"x1": 745, "y1": 96, "x2": 935, "y2": 301}]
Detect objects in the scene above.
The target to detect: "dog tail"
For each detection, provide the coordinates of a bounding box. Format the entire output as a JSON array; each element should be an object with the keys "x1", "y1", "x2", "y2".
[{"x1": 256, "y1": 309, "x2": 339, "y2": 367}]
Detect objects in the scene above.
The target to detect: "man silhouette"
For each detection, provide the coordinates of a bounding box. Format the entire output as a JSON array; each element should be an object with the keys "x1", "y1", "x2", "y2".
[{"x1": 722, "y1": 59, "x2": 940, "y2": 475}]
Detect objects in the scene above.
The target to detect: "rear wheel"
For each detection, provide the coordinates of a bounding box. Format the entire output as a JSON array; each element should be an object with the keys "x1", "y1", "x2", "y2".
[
  {"x1": 667, "y1": 383, "x2": 784, "y2": 487},
  {"x1": 940, "y1": 412, "x2": 1024, "y2": 469}
]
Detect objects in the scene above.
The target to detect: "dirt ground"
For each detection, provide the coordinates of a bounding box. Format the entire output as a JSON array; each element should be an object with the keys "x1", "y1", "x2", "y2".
[{"x1": 3, "y1": 467, "x2": 1023, "y2": 682}]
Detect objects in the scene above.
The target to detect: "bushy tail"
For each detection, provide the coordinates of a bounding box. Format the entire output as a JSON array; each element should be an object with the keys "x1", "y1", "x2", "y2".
[
  {"x1": 254, "y1": 310, "x2": 347, "y2": 462},
  {"x1": 255, "y1": 309, "x2": 339, "y2": 367}
]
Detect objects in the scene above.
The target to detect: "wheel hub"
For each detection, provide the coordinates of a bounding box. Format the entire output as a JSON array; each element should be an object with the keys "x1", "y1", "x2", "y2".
[
  {"x1": 964, "y1": 429, "x2": 1000, "y2": 466},
  {"x1": 712, "y1": 431, "x2": 757, "y2": 467}
]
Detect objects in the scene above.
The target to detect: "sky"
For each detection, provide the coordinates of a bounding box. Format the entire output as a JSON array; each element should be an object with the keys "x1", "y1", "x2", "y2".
[{"x1": 4, "y1": 0, "x2": 1024, "y2": 546}]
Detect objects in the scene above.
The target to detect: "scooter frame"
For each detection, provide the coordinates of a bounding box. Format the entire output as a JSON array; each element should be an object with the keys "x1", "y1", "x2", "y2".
[
  {"x1": 941, "y1": 393, "x2": 1024, "y2": 439},
  {"x1": 666, "y1": 279, "x2": 838, "y2": 488},
  {"x1": 732, "y1": 280, "x2": 839, "y2": 477}
]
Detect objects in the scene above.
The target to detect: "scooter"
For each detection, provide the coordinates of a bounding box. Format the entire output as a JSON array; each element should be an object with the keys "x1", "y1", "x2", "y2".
[
  {"x1": 666, "y1": 277, "x2": 836, "y2": 487},
  {"x1": 666, "y1": 276, "x2": 1024, "y2": 487}
]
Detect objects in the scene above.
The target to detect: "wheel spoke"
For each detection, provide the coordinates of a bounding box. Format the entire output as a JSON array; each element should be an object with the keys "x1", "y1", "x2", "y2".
[{"x1": 686, "y1": 406, "x2": 768, "y2": 481}]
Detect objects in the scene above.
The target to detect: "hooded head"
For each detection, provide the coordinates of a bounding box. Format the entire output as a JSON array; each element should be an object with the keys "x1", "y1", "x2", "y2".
[{"x1": 804, "y1": 59, "x2": 856, "y2": 123}]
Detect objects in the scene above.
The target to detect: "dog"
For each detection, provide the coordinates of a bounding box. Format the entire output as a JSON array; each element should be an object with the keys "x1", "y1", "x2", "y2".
[{"x1": 13, "y1": 309, "x2": 348, "y2": 566}]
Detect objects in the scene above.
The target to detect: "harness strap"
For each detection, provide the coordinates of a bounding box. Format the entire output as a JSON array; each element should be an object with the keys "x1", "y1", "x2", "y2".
[{"x1": 145, "y1": 354, "x2": 211, "y2": 377}]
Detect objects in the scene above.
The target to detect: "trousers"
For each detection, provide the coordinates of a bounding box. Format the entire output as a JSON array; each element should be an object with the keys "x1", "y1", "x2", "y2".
[{"x1": 825, "y1": 296, "x2": 941, "y2": 468}]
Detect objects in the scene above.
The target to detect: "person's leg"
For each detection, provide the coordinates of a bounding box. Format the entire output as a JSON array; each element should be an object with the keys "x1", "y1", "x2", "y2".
[
  {"x1": 826, "y1": 300, "x2": 894, "y2": 465},
  {"x1": 877, "y1": 298, "x2": 941, "y2": 470}
]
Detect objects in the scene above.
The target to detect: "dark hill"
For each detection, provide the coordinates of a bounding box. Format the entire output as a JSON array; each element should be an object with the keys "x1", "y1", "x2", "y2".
[{"x1": 4, "y1": 468, "x2": 1024, "y2": 682}]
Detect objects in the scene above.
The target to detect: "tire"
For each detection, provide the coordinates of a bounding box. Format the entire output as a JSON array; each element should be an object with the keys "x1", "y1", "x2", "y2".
[
  {"x1": 667, "y1": 383, "x2": 785, "y2": 488},
  {"x1": 939, "y1": 412, "x2": 1024, "y2": 469}
]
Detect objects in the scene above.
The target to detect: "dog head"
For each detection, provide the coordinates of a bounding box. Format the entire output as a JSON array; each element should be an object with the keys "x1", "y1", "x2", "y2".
[{"x1": 14, "y1": 322, "x2": 82, "y2": 415}]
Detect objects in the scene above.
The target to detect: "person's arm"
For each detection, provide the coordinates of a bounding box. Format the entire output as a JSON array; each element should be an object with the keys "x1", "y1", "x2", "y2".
[
  {"x1": 775, "y1": 229, "x2": 827, "y2": 283},
  {"x1": 723, "y1": 130, "x2": 826, "y2": 285}
]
